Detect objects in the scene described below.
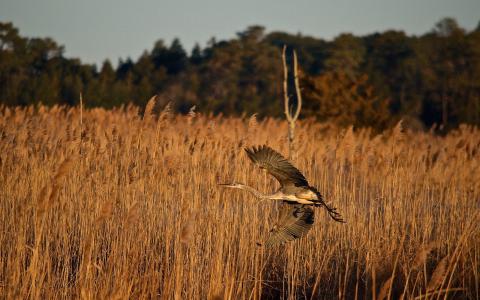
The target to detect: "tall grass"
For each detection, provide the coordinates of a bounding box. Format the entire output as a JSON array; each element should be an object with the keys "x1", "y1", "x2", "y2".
[{"x1": 0, "y1": 105, "x2": 479, "y2": 299}]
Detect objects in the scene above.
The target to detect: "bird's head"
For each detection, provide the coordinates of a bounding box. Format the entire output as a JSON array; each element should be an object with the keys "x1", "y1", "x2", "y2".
[{"x1": 218, "y1": 182, "x2": 243, "y2": 189}]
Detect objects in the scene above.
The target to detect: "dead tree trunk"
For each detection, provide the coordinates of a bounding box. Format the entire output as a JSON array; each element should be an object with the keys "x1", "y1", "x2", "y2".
[{"x1": 282, "y1": 45, "x2": 302, "y2": 160}]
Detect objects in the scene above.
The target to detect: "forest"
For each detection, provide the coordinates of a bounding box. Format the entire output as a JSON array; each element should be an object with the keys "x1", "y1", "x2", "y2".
[{"x1": 1, "y1": 18, "x2": 480, "y2": 130}]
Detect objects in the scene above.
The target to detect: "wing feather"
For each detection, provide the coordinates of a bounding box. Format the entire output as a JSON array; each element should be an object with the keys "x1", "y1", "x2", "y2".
[
  {"x1": 262, "y1": 204, "x2": 314, "y2": 247},
  {"x1": 245, "y1": 145, "x2": 308, "y2": 187}
]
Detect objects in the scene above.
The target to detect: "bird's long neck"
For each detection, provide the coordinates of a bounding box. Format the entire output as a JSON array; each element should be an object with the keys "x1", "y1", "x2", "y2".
[{"x1": 237, "y1": 184, "x2": 274, "y2": 199}]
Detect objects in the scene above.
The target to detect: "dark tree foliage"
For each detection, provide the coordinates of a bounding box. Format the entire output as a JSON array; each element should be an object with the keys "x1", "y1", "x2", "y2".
[{"x1": 1, "y1": 18, "x2": 480, "y2": 131}]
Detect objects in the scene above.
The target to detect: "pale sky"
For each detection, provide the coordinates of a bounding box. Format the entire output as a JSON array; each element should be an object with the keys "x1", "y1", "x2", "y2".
[{"x1": 1, "y1": 0, "x2": 479, "y2": 67}]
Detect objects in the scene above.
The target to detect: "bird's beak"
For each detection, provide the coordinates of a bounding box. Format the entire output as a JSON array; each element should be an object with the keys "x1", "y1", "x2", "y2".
[
  {"x1": 218, "y1": 182, "x2": 243, "y2": 189},
  {"x1": 218, "y1": 183, "x2": 235, "y2": 188}
]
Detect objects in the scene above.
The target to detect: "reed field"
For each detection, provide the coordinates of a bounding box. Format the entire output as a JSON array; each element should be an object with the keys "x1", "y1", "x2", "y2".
[{"x1": 0, "y1": 104, "x2": 479, "y2": 299}]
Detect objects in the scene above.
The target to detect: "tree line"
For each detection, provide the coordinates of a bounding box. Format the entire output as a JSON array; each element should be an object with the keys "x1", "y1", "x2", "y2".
[{"x1": 1, "y1": 18, "x2": 480, "y2": 130}]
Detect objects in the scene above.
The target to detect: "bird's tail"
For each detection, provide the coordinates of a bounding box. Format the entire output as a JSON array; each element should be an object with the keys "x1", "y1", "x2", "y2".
[{"x1": 308, "y1": 187, "x2": 345, "y2": 223}]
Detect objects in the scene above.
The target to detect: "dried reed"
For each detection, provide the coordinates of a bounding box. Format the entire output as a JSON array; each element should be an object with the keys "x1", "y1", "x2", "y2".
[{"x1": 0, "y1": 105, "x2": 478, "y2": 299}]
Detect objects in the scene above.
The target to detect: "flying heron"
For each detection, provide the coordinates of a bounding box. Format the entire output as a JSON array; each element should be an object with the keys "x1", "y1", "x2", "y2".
[{"x1": 219, "y1": 145, "x2": 344, "y2": 247}]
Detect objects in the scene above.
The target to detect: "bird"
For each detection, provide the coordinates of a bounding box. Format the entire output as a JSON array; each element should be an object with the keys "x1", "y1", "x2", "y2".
[{"x1": 219, "y1": 145, "x2": 344, "y2": 247}]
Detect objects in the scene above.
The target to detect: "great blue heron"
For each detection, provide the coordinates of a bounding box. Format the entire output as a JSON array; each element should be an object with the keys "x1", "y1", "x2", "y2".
[{"x1": 219, "y1": 145, "x2": 344, "y2": 246}]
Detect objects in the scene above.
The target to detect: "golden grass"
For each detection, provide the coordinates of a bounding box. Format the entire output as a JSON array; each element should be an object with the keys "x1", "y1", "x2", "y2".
[{"x1": 0, "y1": 105, "x2": 479, "y2": 299}]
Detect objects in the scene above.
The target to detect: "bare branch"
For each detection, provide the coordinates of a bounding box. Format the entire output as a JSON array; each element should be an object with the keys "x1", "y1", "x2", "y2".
[
  {"x1": 282, "y1": 45, "x2": 304, "y2": 160},
  {"x1": 282, "y1": 45, "x2": 292, "y2": 122},
  {"x1": 292, "y1": 50, "x2": 302, "y2": 121}
]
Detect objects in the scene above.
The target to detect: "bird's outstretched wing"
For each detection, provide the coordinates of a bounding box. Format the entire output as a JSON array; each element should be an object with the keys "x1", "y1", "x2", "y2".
[
  {"x1": 260, "y1": 204, "x2": 314, "y2": 247},
  {"x1": 245, "y1": 145, "x2": 308, "y2": 187}
]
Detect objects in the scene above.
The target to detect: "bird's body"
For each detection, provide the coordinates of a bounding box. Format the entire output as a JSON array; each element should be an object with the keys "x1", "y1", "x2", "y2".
[
  {"x1": 247, "y1": 186, "x2": 319, "y2": 205},
  {"x1": 283, "y1": 185, "x2": 320, "y2": 203},
  {"x1": 219, "y1": 145, "x2": 344, "y2": 246}
]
